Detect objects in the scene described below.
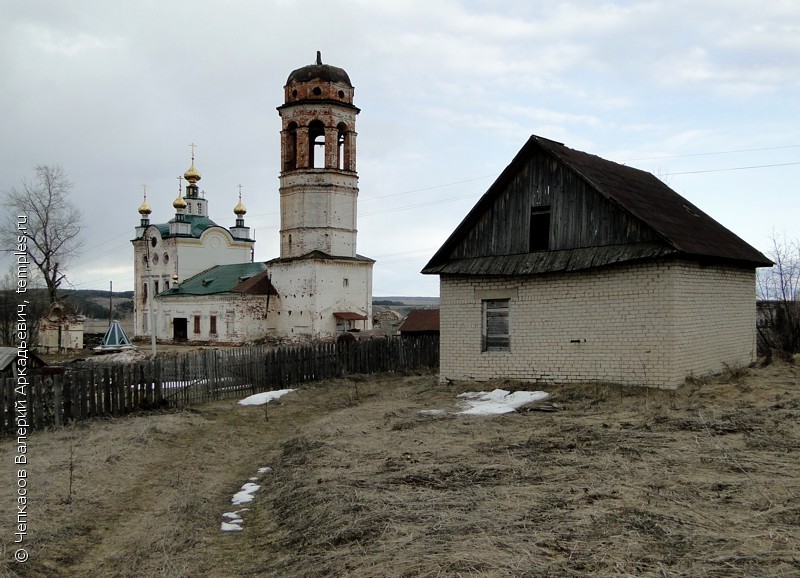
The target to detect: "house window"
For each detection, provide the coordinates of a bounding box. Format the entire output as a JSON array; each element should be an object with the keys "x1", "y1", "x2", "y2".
[
  {"x1": 193, "y1": 315, "x2": 201, "y2": 334},
  {"x1": 210, "y1": 315, "x2": 217, "y2": 335},
  {"x1": 483, "y1": 299, "x2": 510, "y2": 352},
  {"x1": 529, "y1": 205, "x2": 551, "y2": 251}
]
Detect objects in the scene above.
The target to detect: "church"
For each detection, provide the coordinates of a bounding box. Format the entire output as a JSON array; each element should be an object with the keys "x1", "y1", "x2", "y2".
[{"x1": 131, "y1": 54, "x2": 374, "y2": 344}]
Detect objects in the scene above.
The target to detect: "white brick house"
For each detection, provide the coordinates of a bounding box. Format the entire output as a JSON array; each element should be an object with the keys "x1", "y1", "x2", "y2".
[{"x1": 423, "y1": 135, "x2": 771, "y2": 388}]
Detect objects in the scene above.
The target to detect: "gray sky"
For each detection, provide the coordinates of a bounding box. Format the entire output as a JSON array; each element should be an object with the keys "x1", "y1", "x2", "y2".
[{"x1": 2, "y1": 0, "x2": 798, "y2": 296}]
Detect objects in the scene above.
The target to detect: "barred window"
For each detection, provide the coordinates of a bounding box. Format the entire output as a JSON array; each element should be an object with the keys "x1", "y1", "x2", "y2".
[{"x1": 483, "y1": 299, "x2": 510, "y2": 352}]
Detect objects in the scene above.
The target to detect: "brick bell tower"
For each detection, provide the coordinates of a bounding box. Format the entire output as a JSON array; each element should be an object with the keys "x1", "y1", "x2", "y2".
[
  {"x1": 276, "y1": 51, "x2": 360, "y2": 258},
  {"x1": 266, "y1": 53, "x2": 374, "y2": 341}
]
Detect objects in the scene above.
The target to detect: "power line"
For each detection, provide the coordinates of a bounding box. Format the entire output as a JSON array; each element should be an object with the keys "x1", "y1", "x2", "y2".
[
  {"x1": 666, "y1": 161, "x2": 800, "y2": 176},
  {"x1": 623, "y1": 144, "x2": 800, "y2": 162}
]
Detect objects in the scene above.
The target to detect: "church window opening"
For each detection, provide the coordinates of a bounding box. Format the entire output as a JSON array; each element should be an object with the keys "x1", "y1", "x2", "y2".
[
  {"x1": 284, "y1": 122, "x2": 298, "y2": 171},
  {"x1": 312, "y1": 86, "x2": 322, "y2": 96},
  {"x1": 165, "y1": 281, "x2": 169, "y2": 290},
  {"x1": 529, "y1": 206, "x2": 551, "y2": 251},
  {"x1": 338, "y1": 90, "x2": 345, "y2": 99},
  {"x1": 150, "y1": 237, "x2": 157, "y2": 247},
  {"x1": 154, "y1": 280, "x2": 159, "y2": 294},
  {"x1": 288, "y1": 234, "x2": 293, "y2": 249},
  {"x1": 187, "y1": 203, "x2": 192, "y2": 214},
  {"x1": 337, "y1": 123, "x2": 348, "y2": 170},
  {"x1": 193, "y1": 315, "x2": 201, "y2": 334},
  {"x1": 163, "y1": 253, "x2": 169, "y2": 264},
  {"x1": 153, "y1": 253, "x2": 159, "y2": 264},
  {"x1": 308, "y1": 120, "x2": 326, "y2": 169},
  {"x1": 343, "y1": 278, "x2": 349, "y2": 288},
  {"x1": 210, "y1": 315, "x2": 217, "y2": 335},
  {"x1": 142, "y1": 283, "x2": 148, "y2": 303}
]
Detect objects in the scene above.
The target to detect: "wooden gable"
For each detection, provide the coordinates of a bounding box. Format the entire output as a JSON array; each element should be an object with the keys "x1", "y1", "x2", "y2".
[{"x1": 423, "y1": 135, "x2": 770, "y2": 276}]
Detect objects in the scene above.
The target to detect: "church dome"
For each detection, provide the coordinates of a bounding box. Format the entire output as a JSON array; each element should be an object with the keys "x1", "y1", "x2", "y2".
[
  {"x1": 184, "y1": 161, "x2": 201, "y2": 184},
  {"x1": 286, "y1": 51, "x2": 352, "y2": 87},
  {"x1": 234, "y1": 199, "x2": 247, "y2": 216},
  {"x1": 173, "y1": 193, "x2": 187, "y2": 210},
  {"x1": 138, "y1": 199, "x2": 152, "y2": 215}
]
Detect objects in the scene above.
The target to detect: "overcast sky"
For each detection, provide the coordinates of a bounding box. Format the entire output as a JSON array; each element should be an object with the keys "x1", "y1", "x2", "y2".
[{"x1": 2, "y1": 0, "x2": 798, "y2": 297}]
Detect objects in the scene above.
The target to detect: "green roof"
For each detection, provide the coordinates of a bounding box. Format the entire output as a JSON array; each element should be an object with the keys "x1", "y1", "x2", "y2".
[
  {"x1": 160, "y1": 262, "x2": 269, "y2": 297},
  {"x1": 154, "y1": 215, "x2": 223, "y2": 239}
]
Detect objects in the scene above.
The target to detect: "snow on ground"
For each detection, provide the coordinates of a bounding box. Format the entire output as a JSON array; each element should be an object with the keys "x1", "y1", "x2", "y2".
[
  {"x1": 232, "y1": 482, "x2": 261, "y2": 505},
  {"x1": 221, "y1": 467, "x2": 274, "y2": 532},
  {"x1": 457, "y1": 389, "x2": 549, "y2": 415},
  {"x1": 238, "y1": 389, "x2": 295, "y2": 406}
]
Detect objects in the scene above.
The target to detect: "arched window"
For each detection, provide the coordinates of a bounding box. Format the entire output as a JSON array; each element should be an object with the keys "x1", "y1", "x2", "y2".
[
  {"x1": 308, "y1": 120, "x2": 326, "y2": 169},
  {"x1": 337, "y1": 123, "x2": 348, "y2": 170},
  {"x1": 142, "y1": 283, "x2": 148, "y2": 304},
  {"x1": 284, "y1": 122, "x2": 298, "y2": 171}
]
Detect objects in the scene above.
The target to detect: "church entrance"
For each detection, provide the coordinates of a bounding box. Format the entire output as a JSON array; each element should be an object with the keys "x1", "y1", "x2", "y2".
[{"x1": 173, "y1": 318, "x2": 188, "y2": 342}]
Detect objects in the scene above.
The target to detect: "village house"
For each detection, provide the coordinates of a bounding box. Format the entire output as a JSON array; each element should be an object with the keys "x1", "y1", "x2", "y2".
[
  {"x1": 132, "y1": 54, "x2": 373, "y2": 344},
  {"x1": 423, "y1": 135, "x2": 771, "y2": 388}
]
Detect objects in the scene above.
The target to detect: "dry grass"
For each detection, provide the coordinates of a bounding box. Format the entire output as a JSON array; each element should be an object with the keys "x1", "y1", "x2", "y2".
[{"x1": 1, "y1": 363, "x2": 799, "y2": 577}]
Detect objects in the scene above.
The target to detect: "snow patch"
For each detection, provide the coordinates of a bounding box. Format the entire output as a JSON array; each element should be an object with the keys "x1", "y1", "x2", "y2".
[
  {"x1": 457, "y1": 389, "x2": 549, "y2": 415},
  {"x1": 238, "y1": 389, "x2": 295, "y2": 406},
  {"x1": 220, "y1": 468, "x2": 273, "y2": 532},
  {"x1": 232, "y1": 482, "x2": 261, "y2": 505}
]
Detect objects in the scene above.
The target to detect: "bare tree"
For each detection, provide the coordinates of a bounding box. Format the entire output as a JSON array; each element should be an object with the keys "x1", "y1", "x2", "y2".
[
  {"x1": 757, "y1": 233, "x2": 800, "y2": 355},
  {"x1": 2, "y1": 165, "x2": 82, "y2": 305}
]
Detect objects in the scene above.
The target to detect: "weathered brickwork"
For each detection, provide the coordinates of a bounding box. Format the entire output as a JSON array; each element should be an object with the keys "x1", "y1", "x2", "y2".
[{"x1": 439, "y1": 261, "x2": 756, "y2": 388}]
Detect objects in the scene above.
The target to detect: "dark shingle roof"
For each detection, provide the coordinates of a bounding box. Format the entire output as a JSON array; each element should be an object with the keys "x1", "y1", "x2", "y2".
[
  {"x1": 423, "y1": 135, "x2": 771, "y2": 275},
  {"x1": 531, "y1": 136, "x2": 770, "y2": 266}
]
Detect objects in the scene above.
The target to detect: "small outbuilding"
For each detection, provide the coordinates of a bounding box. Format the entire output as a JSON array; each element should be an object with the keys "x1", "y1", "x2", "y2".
[
  {"x1": 422, "y1": 135, "x2": 772, "y2": 388},
  {"x1": 0, "y1": 347, "x2": 47, "y2": 378},
  {"x1": 398, "y1": 309, "x2": 440, "y2": 337}
]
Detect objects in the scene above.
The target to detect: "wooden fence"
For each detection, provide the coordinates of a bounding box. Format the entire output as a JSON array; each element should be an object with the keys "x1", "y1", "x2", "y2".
[{"x1": 1, "y1": 335, "x2": 438, "y2": 434}]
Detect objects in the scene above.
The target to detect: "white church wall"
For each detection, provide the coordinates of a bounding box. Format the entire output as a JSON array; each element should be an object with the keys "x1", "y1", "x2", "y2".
[
  {"x1": 157, "y1": 294, "x2": 268, "y2": 344},
  {"x1": 267, "y1": 258, "x2": 373, "y2": 341}
]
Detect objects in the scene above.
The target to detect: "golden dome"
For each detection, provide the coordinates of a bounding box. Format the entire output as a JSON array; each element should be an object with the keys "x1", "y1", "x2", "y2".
[
  {"x1": 234, "y1": 199, "x2": 247, "y2": 216},
  {"x1": 138, "y1": 199, "x2": 151, "y2": 215},
  {"x1": 173, "y1": 193, "x2": 187, "y2": 210},
  {"x1": 184, "y1": 161, "x2": 201, "y2": 184}
]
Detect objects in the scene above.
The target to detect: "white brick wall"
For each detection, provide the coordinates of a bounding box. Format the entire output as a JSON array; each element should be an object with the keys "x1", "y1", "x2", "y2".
[{"x1": 439, "y1": 260, "x2": 756, "y2": 388}]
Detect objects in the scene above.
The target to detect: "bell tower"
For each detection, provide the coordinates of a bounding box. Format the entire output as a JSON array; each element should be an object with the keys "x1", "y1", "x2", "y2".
[{"x1": 277, "y1": 51, "x2": 360, "y2": 258}]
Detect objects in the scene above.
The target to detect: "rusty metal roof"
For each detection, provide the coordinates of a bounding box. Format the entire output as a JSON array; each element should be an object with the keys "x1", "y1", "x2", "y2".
[
  {"x1": 334, "y1": 312, "x2": 367, "y2": 320},
  {"x1": 423, "y1": 135, "x2": 771, "y2": 275},
  {"x1": 231, "y1": 269, "x2": 278, "y2": 296},
  {"x1": 399, "y1": 309, "x2": 440, "y2": 333}
]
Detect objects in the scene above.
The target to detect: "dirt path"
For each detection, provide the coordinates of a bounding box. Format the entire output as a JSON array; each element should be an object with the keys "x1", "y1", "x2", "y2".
[{"x1": 1, "y1": 365, "x2": 799, "y2": 577}]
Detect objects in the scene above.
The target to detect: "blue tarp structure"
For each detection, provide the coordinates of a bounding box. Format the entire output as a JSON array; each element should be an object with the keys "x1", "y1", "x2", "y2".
[{"x1": 94, "y1": 320, "x2": 135, "y2": 353}]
